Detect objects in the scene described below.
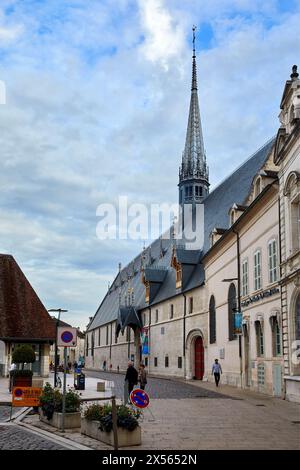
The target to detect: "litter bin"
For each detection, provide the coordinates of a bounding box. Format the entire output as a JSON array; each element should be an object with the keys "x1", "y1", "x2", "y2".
[{"x1": 74, "y1": 372, "x2": 85, "y2": 390}]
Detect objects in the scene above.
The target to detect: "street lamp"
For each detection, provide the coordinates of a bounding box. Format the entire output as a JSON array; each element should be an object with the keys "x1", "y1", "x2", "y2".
[{"x1": 48, "y1": 308, "x2": 68, "y2": 388}]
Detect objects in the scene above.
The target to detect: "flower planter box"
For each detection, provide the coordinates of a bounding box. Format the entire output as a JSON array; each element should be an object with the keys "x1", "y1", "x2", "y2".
[
  {"x1": 39, "y1": 409, "x2": 81, "y2": 430},
  {"x1": 81, "y1": 418, "x2": 141, "y2": 447}
]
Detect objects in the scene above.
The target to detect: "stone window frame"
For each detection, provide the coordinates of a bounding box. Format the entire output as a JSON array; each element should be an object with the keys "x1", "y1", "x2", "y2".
[
  {"x1": 254, "y1": 249, "x2": 262, "y2": 291},
  {"x1": 228, "y1": 283, "x2": 237, "y2": 341},
  {"x1": 189, "y1": 297, "x2": 193, "y2": 314},
  {"x1": 267, "y1": 238, "x2": 278, "y2": 284},
  {"x1": 170, "y1": 304, "x2": 174, "y2": 319},
  {"x1": 242, "y1": 258, "x2": 249, "y2": 297},
  {"x1": 255, "y1": 318, "x2": 265, "y2": 357},
  {"x1": 209, "y1": 295, "x2": 216, "y2": 344}
]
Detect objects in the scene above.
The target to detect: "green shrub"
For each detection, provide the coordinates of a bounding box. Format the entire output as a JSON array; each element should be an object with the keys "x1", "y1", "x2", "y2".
[
  {"x1": 40, "y1": 383, "x2": 80, "y2": 420},
  {"x1": 12, "y1": 345, "x2": 36, "y2": 369},
  {"x1": 84, "y1": 403, "x2": 141, "y2": 432}
]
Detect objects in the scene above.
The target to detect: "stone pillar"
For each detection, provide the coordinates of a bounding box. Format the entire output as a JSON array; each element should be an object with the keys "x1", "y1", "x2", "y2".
[{"x1": 40, "y1": 344, "x2": 50, "y2": 377}]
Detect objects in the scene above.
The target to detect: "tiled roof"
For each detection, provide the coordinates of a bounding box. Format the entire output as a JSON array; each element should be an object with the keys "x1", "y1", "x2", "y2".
[
  {"x1": 0, "y1": 254, "x2": 56, "y2": 341},
  {"x1": 88, "y1": 138, "x2": 275, "y2": 331}
]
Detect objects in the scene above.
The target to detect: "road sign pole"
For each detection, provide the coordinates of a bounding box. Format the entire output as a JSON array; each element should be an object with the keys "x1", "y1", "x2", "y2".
[
  {"x1": 111, "y1": 396, "x2": 118, "y2": 450},
  {"x1": 62, "y1": 346, "x2": 67, "y2": 433}
]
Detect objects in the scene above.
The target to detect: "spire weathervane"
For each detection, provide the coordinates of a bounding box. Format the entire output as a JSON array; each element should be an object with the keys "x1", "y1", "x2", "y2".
[{"x1": 192, "y1": 25, "x2": 196, "y2": 57}]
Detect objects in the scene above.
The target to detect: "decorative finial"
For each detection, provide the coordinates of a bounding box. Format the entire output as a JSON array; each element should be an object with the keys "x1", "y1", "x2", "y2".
[
  {"x1": 192, "y1": 25, "x2": 196, "y2": 57},
  {"x1": 291, "y1": 65, "x2": 299, "y2": 80}
]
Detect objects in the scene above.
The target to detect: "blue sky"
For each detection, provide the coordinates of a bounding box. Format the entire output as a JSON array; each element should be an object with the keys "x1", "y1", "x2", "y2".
[{"x1": 0, "y1": 0, "x2": 299, "y2": 329}]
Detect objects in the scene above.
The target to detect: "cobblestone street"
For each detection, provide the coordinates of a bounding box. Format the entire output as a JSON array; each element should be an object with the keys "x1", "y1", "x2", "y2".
[
  {"x1": 84, "y1": 370, "x2": 233, "y2": 399},
  {"x1": 0, "y1": 424, "x2": 67, "y2": 450}
]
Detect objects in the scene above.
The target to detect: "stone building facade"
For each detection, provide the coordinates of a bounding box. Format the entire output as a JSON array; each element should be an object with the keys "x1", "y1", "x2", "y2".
[
  {"x1": 274, "y1": 65, "x2": 300, "y2": 402},
  {"x1": 85, "y1": 41, "x2": 299, "y2": 401}
]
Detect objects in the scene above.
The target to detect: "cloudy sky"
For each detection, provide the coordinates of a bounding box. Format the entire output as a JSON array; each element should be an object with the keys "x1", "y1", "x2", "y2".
[{"x1": 0, "y1": 0, "x2": 299, "y2": 330}]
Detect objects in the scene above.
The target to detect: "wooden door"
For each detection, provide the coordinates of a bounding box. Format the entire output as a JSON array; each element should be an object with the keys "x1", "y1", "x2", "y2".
[{"x1": 194, "y1": 337, "x2": 204, "y2": 380}]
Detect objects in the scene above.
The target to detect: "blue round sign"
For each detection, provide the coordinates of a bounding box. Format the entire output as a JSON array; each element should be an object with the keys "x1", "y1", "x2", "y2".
[
  {"x1": 61, "y1": 330, "x2": 74, "y2": 343},
  {"x1": 130, "y1": 388, "x2": 150, "y2": 409}
]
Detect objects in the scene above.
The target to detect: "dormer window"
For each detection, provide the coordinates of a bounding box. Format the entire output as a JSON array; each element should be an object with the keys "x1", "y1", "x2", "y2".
[
  {"x1": 175, "y1": 264, "x2": 182, "y2": 289},
  {"x1": 171, "y1": 251, "x2": 182, "y2": 289},
  {"x1": 254, "y1": 177, "x2": 261, "y2": 198},
  {"x1": 145, "y1": 282, "x2": 150, "y2": 303},
  {"x1": 230, "y1": 210, "x2": 235, "y2": 226}
]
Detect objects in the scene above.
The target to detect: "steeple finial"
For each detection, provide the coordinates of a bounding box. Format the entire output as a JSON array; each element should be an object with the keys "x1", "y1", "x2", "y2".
[
  {"x1": 192, "y1": 25, "x2": 196, "y2": 56},
  {"x1": 191, "y1": 25, "x2": 197, "y2": 91}
]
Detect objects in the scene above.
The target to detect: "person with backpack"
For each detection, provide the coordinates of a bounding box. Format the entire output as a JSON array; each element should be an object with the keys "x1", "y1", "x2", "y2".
[{"x1": 138, "y1": 363, "x2": 147, "y2": 390}]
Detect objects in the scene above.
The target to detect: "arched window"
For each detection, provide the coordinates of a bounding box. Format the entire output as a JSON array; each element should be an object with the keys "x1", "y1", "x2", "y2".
[
  {"x1": 228, "y1": 283, "x2": 236, "y2": 341},
  {"x1": 209, "y1": 295, "x2": 216, "y2": 344},
  {"x1": 255, "y1": 321, "x2": 264, "y2": 357},
  {"x1": 273, "y1": 318, "x2": 281, "y2": 356},
  {"x1": 296, "y1": 294, "x2": 300, "y2": 341}
]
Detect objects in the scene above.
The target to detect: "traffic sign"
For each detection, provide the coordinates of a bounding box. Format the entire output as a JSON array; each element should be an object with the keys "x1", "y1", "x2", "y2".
[
  {"x1": 130, "y1": 388, "x2": 150, "y2": 408},
  {"x1": 12, "y1": 387, "x2": 42, "y2": 407},
  {"x1": 57, "y1": 327, "x2": 77, "y2": 347}
]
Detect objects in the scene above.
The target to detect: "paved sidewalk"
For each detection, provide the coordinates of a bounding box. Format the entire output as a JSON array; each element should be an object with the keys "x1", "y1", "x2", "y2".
[{"x1": 0, "y1": 373, "x2": 114, "y2": 404}]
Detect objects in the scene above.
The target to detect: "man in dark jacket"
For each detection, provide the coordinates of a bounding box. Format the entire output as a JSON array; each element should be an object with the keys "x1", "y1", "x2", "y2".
[{"x1": 124, "y1": 361, "x2": 138, "y2": 401}]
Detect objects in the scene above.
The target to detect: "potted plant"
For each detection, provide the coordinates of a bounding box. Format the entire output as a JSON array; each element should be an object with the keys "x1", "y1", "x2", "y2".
[
  {"x1": 10, "y1": 344, "x2": 36, "y2": 389},
  {"x1": 81, "y1": 403, "x2": 142, "y2": 447},
  {"x1": 39, "y1": 382, "x2": 81, "y2": 429}
]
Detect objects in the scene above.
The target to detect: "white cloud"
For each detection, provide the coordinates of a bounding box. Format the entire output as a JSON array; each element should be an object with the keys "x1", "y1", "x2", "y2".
[
  {"x1": 138, "y1": 0, "x2": 185, "y2": 67},
  {"x1": 0, "y1": 0, "x2": 299, "y2": 328}
]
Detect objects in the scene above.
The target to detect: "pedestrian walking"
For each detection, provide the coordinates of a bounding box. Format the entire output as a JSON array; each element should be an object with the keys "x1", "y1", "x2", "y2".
[
  {"x1": 212, "y1": 359, "x2": 222, "y2": 387},
  {"x1": 138, "y1": 363, "x2": 147, "y2": 390},
  {"x1": 124, "y1": 361, "x2": 138, "y2": 403},
  {"x1": 102, "y1": 360, "x2": 106, "y2": 371}
]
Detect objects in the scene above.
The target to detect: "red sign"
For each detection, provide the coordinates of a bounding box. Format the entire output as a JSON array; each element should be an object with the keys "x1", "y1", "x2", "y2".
[{"x1": 130, "y1": 388, "x2": 150, "y2": 408}]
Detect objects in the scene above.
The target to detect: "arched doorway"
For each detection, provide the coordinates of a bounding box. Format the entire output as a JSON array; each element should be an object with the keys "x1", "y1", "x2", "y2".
[
  {"x1": 185, "y1": 329, "x2": 206, "y2": 380},
  {"x1": 194, "y1": 336, "x2": 204, "y2": 380}
]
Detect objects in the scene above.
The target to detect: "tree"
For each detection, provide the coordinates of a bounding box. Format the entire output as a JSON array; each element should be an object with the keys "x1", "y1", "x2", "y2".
[{"x1": 12, "y1": 344, "x2": 36, "y2": 370}]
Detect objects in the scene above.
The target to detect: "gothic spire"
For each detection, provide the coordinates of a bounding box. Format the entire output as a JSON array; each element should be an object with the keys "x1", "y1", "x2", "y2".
[{"x1": 179, "y1": 26, "x2": 208, "y2": 183}]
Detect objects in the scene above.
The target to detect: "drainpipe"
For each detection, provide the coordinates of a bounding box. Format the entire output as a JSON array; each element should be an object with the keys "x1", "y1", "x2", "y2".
[
  {"x1": 183, "y1": 293, "x2": 187, "y2": 379},
  {"x1": 278, "y1": 195, "x2": 286, "y2": 398},
  {"x1": 232, "y1": 228, "x2": 243, "y2": 388}
]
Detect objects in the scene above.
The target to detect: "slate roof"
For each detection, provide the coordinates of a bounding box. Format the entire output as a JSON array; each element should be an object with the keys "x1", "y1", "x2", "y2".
[
  {"x1": 0, "y1": 254, "x2": 56, "y2": 341},
  {"x1": 88, "y1": 137, "x2": 275, "y2": 331}
]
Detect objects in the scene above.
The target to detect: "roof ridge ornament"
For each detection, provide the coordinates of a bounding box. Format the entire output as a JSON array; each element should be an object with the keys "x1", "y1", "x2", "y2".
[{"x1": 291, "y1": 64, "x2": 299, "y2": 80}]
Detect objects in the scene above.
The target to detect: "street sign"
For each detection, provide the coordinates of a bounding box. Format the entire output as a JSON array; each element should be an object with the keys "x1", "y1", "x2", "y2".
[
  {"x1": 12, "y1": 387, "x2": 42, "y2": 407},
  {"x1": 57, "y1": 327, "x2": 77, "y2": 347},
  {"x1": 130, "y1": 388, "x2": 150, "y2": 409}
]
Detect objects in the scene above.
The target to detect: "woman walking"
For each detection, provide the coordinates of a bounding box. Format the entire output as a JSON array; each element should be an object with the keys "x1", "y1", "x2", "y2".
[{"x1": 138, "y1": 363, "x2": 147, "y2": 390}]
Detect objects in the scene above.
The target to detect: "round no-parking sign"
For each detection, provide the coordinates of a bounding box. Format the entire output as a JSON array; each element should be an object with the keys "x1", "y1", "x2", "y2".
[
  {"x1": 57, "y1": 327, "x2": 77, "y2": 347},
  {"x1": 130, "y1": 388, "x2": 150, "y2": 408}
]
